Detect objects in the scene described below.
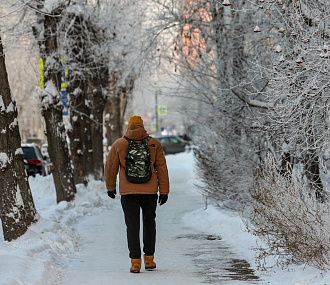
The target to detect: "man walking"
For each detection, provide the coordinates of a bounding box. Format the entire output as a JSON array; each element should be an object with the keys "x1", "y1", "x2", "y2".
[{"x1": 105, "y1": 115, "x2": 169, "y2": 273}]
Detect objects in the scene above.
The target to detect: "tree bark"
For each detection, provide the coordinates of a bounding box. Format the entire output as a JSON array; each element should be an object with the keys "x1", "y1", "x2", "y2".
[
  {"x1": 33, "y1": 6, "x2": 76, "y2": 203},
  {"x1": 65, "y1": 14, "x2": 99, "y2": 185},
  {"x1": 89, "y1": 68, "x2": 108, "y2": 180},
  {"x1": 280, "y1": 152, "x2": 293, "y2": 176},
  {"x1": 0, "y1": 35, "x2": 39, "y2": 241},
  {"x1": 67, "y1": 81, "x2": 90, "y2": 185},
  {"x1": 105, "y1": 95, "x2": 122, "y2": 147},
  {"x1": 104, "y1": 73, "x2": 135, "y2": 149},
  {"x1": 304, "y1": 153, "x2": 325, "y2": 202}
]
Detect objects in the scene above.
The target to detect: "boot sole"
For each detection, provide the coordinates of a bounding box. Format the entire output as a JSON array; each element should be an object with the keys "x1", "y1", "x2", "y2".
[
  {"x1": 145, "y1": 266, "x2": 156, "y2": 270},
  {"x1": 130, "y1": 270, "x2": 140, "y2": 273}
]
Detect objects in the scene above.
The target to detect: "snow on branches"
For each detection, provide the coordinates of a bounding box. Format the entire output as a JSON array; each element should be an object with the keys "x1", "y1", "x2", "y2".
[
  {"x1": 244, "y1": 0, "x2": 330, "y2": 270},
  {"x1": 245, "y1": 154, "x2": 330, "y2": 270}
]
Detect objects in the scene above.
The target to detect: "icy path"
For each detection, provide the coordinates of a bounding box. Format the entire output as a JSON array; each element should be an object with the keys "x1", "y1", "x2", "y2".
[
  {"x1": 59, "y1": 154, "x2": 206, "y2": 285},
  {"x1": 59, "y1": 153, "x2": 259, "y2": 285}
]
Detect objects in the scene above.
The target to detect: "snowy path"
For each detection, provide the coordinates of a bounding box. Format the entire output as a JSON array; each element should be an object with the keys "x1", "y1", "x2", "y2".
[
  {"x1": 59, "y1": 153, "x2": 259, "y2": 285},
  {"x1": 0, "y1": 152, "x2": 328, "y2": 285}
]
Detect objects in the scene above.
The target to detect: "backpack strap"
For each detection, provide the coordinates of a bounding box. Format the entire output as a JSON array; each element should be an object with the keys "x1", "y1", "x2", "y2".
[
  {"x1": 123, "y1": 136, "x2": 131, "y2": 142},
  {"x1": 142, "y1": 136, "x2": 151, "y2": 144},
  {"x1": 123, "y1": 136, "x2": 150, "y2": 144}
]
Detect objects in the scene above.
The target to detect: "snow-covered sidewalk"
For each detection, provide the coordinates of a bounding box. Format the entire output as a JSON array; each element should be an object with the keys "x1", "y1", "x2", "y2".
[
  {"x1": 0, "y1": 152, "x2": 329, "y2": 285},
  {"x1": 59, "y1": 152, "x2": 212, "y2": 284},
  {"x1": 59, "y1": 152, "x2": 261, "y2": 285},
  {"x1": 59, "y1": 191, "x2": 204, "y2": 284}
]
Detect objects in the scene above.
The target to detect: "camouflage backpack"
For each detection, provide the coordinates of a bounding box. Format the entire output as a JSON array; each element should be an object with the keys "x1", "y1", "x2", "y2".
[{"x1": 123, "y1": 136, "x2": 153, "y2": 183}]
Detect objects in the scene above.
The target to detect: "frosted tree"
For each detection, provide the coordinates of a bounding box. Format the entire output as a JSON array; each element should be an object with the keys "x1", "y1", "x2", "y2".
[
  {"x1": 31, "y1": 0, "x2": 76, "y2": 202},
  {"x1": 260, "y1": 0, "x2": 330, "y2": 201},
  {"x1": 62, "y1": 8, "x2": 105, "y2": 184},
  {"x1": 0, "y1": 33, "x2": 39, "y2": 241},
  {"x1": 146, "y1": 0, "x2": 273, "y2": 209},
  {"x1": 102, "y1": 0, "x2": 142, "y2": 147},
  {"x1": 62, "y1": 0, "x2": 141, "y2": 180},
  {"x1": 244, "y1": 0, "x2": 330, "y2": 269},
  {"x1": 104, "y1": 68, "x2": 136, "y2": 146}
]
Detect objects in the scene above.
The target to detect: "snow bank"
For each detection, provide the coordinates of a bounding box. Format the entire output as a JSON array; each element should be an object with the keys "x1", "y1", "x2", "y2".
[
  {"x1": 183, "y1": 202, "x2": 330, "y2": 285},
  {"x1": 169, "y1": 152, "x2": 330, "y2": 284},
  {"x1": 0, "y1": 174, "x2": 111, "y2": 285}
]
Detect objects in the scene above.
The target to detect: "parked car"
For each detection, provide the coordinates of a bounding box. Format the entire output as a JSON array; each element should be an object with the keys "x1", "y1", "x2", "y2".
[
  {"x1": 152, "y1": 135, "x2": 190, "y2": 155},
  {"x1": 22, "y1": 143, "x2": 49, "y2": 177}
]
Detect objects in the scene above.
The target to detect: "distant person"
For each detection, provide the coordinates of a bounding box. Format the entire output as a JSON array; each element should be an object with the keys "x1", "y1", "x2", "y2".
[
  {"x1": 161, "y1": 128, "x2": 169, "y2": 135},
  {"x1": 105, "y1": 115, "x2": 170, "y2": 273}
]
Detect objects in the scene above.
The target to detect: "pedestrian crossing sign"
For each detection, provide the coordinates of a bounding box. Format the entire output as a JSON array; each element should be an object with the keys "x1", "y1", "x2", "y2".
[
  {"x1": 151, "y1": 122, "x2": 157, "y2": 131},
  {"x1": 157, "y1": 106, "x2": 167, "y2": 115}
]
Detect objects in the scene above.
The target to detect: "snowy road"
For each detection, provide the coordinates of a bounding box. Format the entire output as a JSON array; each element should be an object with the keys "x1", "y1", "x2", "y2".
[{"x1": 59, "y1": 153, "x2": 259, "y2": 285}]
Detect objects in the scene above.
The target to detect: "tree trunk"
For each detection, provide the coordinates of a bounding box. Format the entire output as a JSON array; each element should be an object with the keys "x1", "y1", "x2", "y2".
[
  {"x1": 65, "y1": 14, "x2": 96, "y2": 185},
  {"x1": 280, "y1": 152, "x2": 293, "y2": 176},
  {"x1": 33, "y1": 7, "x2": 76, "y2": 203},
  {"x1": 67, "y1": 82, "x2": 90, "y2": 185},
  {"x1": 90, "y1": 91, "x2": 105, "y2": 180},
  {"x1": 105, "y1": 95, "x2": 122, "y2": 148},
  {"x1": 104, "y1": 74, "x2": 136, "y2": 150},
  {"x1": 0, "y1": 35, "x2": 39, "y2": 241},
  {"x1": 304, "y1": 153, "x2": 325, "y2": 202},
  {"x1": 44, "y1": 106, "x2": 76, "y2": 202},
  {"x1": 89, "y1": 68, "x2": 108, "y2": 180}
]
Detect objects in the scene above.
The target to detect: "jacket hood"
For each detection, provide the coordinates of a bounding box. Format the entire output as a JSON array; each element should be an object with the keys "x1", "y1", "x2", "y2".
[{"x1": 124, "y1": 124, "x2": 149, "y2": 140}]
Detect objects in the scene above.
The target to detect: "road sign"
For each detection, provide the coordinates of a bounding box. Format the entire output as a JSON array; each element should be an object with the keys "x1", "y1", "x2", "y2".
[
  {"x1": 61, "y1": 58, "x2": 67, "y2": 90},
  {"x1": 151, "y1": 122, "x2": 157, "y2": 131},
  {"x1": 39, "y1": 58, "x2": 44, "y2": 89},
  {"x1": 157, "y1": 106, "x2": 167, "y2": 115},
  {"x1": 61, "y1": 91, "x2": 69, "y2": 116}
]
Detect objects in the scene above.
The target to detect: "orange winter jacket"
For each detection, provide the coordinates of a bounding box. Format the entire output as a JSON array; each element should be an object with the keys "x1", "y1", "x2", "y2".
[{"x1": 105, "y1": 124, "x2": 170, "y2": 195}]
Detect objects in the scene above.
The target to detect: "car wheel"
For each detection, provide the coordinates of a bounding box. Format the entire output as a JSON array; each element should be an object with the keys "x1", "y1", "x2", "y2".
[{"x1": 163, "y1": 148, "x2": 167, "y2": 155}]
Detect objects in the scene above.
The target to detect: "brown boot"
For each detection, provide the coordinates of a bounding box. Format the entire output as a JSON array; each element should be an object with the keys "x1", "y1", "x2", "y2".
[
  {"x1": 130, "y1": 259, "x2": 141, "y2": 273},
  {"x1": 144, "y1": 255, "x2": 156, "y2": 270}
]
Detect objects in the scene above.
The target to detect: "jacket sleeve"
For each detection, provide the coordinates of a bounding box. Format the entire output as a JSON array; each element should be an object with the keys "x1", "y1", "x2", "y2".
[
  {"x1": 154, "y1": 142, "x2": 170, "y2": 194},
  {"x1": 104, "y1": 144, "x2": 120, "y2": 191}
]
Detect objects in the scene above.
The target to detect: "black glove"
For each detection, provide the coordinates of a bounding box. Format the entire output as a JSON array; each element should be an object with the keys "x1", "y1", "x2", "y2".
[
  {"x1": 158, "y1": 194, "x2": 168, "y2": 206},
  {"x1": 107, "y1": 189, "x2": 116, "y2": 199}
]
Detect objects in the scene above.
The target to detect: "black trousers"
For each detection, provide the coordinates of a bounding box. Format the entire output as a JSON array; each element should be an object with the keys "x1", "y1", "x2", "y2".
[{"x1": 121, "y1": 194, "x2": 158, "y2": 259}]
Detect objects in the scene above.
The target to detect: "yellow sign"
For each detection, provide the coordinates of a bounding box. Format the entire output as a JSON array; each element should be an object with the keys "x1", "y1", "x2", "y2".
[
  {"x1": 61, "y1": 58, "x2": 67, "y2": 90},
  {"x1": 39, "y1": 57, "x2": 68, "y2": 89},
  {"x1": 151, "y1": 122, "x2": 157, "y2": 131},
  {"x1": 157, "y1": 106, "x2": 167, "y2": 115},
  {"x1": 39, "y1": 58, "x2": 44, "y2": 89}
]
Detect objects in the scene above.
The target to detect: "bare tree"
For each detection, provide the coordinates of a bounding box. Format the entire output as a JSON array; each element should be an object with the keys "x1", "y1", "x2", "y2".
[
  {"x1": 0, "y1": 34, "x2": 39, "y2": 241},
  {"x1": 245, "y1": 154, "x2": 330, "y2": 270}
]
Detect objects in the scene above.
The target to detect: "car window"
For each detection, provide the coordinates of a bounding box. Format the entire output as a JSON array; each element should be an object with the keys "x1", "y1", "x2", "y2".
[
  {"x1": 158, "y1": 137, "x2": 169, "y2": 144},
  {"x1": 22, "y1": 147, "x2": 37, "y2": 159},
  {"x1": 168, "y1": 137, "x2": 180, "y2": 143}
]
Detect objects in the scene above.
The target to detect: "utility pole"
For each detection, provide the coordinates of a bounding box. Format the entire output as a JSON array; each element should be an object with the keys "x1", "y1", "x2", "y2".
[{"x1": 155, "y1": 90, "x2": 160, "y2": 133}]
